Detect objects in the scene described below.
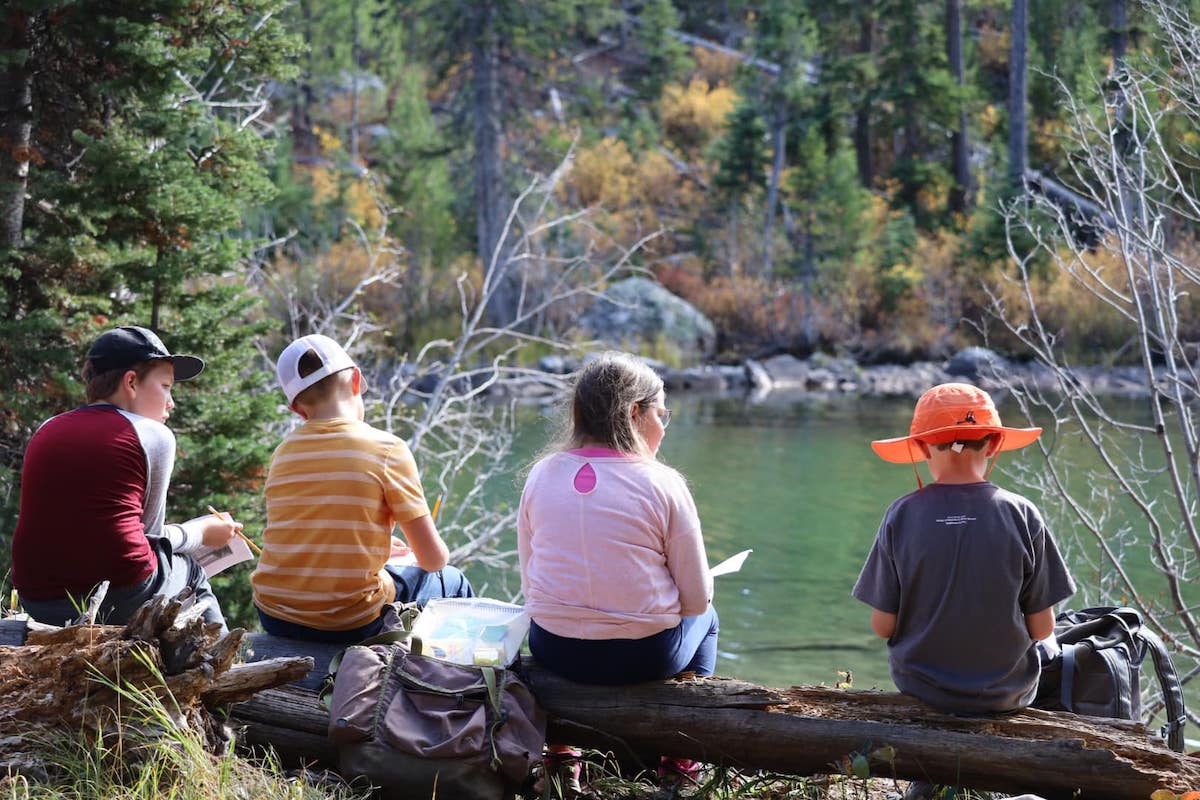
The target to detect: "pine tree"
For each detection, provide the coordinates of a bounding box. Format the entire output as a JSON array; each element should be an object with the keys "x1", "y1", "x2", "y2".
[{"x1": 0, "y1": 0, "x2": 299, "y2": 608}]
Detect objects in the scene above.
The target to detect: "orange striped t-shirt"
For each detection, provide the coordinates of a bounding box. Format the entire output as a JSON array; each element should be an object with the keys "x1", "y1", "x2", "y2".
[{"x1": 251, "y1": 417, "x2": 430, "y2": 630}]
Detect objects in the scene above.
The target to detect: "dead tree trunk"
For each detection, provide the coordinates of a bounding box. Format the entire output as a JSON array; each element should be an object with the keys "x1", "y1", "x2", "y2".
[
  {"x1": 0, "y1": 594, "x2": 311, "y2": 774},
  {"x1": 946, "y1": 0, "x2": 971, "y2": 214},
  {"x1": 0, "y1": 8, "x2": 34, "y2": 248},
  {"x1": 225, "y1": 650, "x2": 1200, "y2": 800},
  {"x1": 1009, "y1": 0, "x2": 1029, "y2": 189},
  {"x1": 854, "y1": 4, "x2": 875, "y2": 189}
]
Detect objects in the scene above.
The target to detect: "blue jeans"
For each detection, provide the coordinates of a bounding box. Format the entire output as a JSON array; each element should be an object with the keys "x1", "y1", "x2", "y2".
[
  {"x1": 20, "y1": 536, "x2": 226, "y2": 633},
  {"x1": 530, "y1": 604, "x2": 719, "y2": 685},
  {"x1": 256, "y1": 564, "x2": 475, "y2": 644}
]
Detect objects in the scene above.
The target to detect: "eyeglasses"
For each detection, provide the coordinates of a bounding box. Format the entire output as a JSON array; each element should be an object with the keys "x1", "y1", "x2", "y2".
[{"x1": 656, "y1": 407, "x2": 672, "y2": 429}]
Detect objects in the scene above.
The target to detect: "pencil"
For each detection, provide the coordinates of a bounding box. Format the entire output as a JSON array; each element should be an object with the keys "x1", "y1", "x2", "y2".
[
  {"x1": 206, "y1": 504, "x2": 262, "y2": 555},
  {"x1": 431, "y1": 493, "x2": 443, "y2": 523}
]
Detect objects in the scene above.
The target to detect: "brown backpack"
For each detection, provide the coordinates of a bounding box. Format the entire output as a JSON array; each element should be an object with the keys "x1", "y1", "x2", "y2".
[{"x1": 324, "y1": 639, "x2": 546, "y2": 800}]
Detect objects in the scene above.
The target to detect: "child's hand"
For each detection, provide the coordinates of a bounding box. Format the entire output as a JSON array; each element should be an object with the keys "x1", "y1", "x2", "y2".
[
  {"x1": 201, "y1": 513, "x2": 243, "y2": 548},
  {"x1": 390, "y1": 537, "x2": 413, "y2": 559}
]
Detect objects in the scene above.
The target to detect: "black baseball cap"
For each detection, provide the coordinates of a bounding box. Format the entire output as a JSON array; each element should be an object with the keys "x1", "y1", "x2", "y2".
[{"x1": 86, "y1": 325, "x2": 205, "y2": 381}]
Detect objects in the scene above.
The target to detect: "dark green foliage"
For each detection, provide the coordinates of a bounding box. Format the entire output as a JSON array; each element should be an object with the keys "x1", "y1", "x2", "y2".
[
  {"x1": 786, "y1": 130, "x2": 872, "y2": 271},
  {"x1": 0, "y1": 0, "x2": 299, "y2": 584},
  {"x1": 711, "y1": 102, "x2": 767, "y2": 200},
  {"x1": 163, "y1": 287, "x2": 282, "y2": 628},
  {"x1": 627, "y1": 0, "x2": 692, "y2": 99}
]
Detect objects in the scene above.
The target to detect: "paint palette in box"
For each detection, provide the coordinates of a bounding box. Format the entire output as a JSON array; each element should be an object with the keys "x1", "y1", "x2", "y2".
[{"x1": 410, "y1": 597, "x2": 530, "y2": 667}]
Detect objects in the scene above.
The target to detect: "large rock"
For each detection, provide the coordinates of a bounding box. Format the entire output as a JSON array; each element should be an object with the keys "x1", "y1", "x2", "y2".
[
  {"x1": 579, "y1": 277, "x2": 716, "y2": 363},
  {"x1": 946, "y1": 347, "x2": 1007, "y2": 381}
]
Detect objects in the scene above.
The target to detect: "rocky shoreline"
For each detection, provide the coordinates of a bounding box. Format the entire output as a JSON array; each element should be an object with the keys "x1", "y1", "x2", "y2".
[{"x1": 498, "y1": 347, "x2": 1161, "y2": 401}]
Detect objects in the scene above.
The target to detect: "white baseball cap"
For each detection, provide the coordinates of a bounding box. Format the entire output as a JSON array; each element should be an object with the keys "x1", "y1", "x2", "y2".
[{"x1": 275, "y1": 334, "x2": 356, "y2": 405}]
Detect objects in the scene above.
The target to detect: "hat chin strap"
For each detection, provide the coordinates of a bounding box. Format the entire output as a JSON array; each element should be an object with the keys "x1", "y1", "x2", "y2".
[
  {"x1": 983, "y1": 432, "x2": 1006, "y2": 481},
  {"x1": 906, "y1": 439, "x2": 924, "y2": 490}
]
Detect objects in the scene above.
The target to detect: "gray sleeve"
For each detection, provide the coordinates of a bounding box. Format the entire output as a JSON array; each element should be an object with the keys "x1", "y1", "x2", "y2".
[
  {"x1": 124, "y1": 411, "x2": 176, "y2": 542},
  {"x1": 852, "y1": 512, "x2": 901, "y2": 613},
  {"x1": 164, "y1": 518, "x2": 206, "y2": 553},
  {"x1": 1019, "y1": 505, "x2": 1077, "y2": 613}
]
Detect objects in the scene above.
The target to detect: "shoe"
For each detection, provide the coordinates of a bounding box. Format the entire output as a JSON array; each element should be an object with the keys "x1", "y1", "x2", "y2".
[
  {"x1": 537, "y1": 745, "x2": 583, "y2": 797},
  {"x1": 657, "y1": 756, "x2": 703, "y2": 788}
]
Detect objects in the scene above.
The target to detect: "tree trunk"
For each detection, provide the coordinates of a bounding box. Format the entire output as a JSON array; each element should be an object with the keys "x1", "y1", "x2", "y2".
[
  {"x1": 349, "y1": 0, "x2": 360, "y2": 163},
  {"x1": 1110, "y1": 0, "x2": 1137, "y2": 224},
  {"x1": 761, "y1": 110, "x2": 786, "y2": 278},
  {"x1": 0, "y1": 10, "x2": 33, "y2": 248},
  {"x1": 1008, "y1": 0, "x2": 1029, "y2": 189},
  {"x1": 854, "y1": 5, "x2": 875, "y2": 189},
  {"x1": 225, "y1": 658, "x2": 1200, "y2": 799},
  {"x1": 1111, "y1": 0, "x2": 1128, "y2": 67},
  {"x1": 946, "y1": 0, "x2": 971, "y2": 214},
  {"x1": 470, "y1": 1, "x2": 516, "y2": 328},
  {"x1": 801, "y1": 213, "x2": 817, "y2": 350},
  {"x1": 727, "y1": 201, "x2": 739, "y2": 277},
  {"x1": 291, "y1": 0, "x2": 317, "y2": 158}
]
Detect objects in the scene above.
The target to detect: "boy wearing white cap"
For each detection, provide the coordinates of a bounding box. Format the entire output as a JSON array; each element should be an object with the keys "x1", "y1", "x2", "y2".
[
  {"x1": 251, "y1": 334, "x2": 474, "y2": 643},
  {"x1": 853, "y1": 383, "x2": 1076, "y2": 715},
  {"x1": 12, "y1": 325, "x2": 241, "y2": 630}
]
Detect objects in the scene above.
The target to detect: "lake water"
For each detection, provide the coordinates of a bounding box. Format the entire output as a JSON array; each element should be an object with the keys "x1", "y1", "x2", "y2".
[{"x1": 478, "y1": 389, "x2": 1195, "y2": 699}]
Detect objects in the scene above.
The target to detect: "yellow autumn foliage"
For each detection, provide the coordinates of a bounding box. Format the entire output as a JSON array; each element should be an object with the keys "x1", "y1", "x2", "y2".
[
  {"x1": 986, "y1": 236, "x2": 1200, "y2": 358},
  {"x1": 659, "y1": 78, "x2": 737, "y2": 153},
  {"x1": 691, "y1": 46, "x2": 740, "y2": 86},
  {"x1": 634, "y1": 149, "x2": 682, "y2": 209},
  {"x1": 303, "y1": 163, "x2": 384, "y2": 230},
  {"x1": 571, "y1": 137, "x2": 636, "y2": 208}
]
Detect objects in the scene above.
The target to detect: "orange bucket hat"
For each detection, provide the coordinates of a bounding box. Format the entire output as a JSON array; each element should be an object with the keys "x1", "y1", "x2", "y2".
[{"x1": 871, "y1": 382, "x2": 1042, "y2": 464}]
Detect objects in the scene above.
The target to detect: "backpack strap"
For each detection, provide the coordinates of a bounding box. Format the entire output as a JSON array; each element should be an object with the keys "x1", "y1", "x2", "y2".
[
  {"x1": 1138, "y1": 627, "x2": 1187, "y2": 752},
  {"x1": 1060, "y1": 642, "x2": 1078, "y2": 712},
  {"x1": 481, "y1": 665, "x2": 505, "y2": 772}
]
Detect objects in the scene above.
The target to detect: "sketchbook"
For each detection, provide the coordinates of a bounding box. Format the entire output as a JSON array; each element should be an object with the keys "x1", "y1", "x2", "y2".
[
  {"x1": 194, "y1": 535, "x2": 255, "y2": 578},
  {"x1": 710, "y1": 548, "x2": 752, "y2": 577}
]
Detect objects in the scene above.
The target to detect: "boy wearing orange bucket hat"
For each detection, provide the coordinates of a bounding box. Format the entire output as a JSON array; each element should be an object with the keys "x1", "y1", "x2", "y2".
[{"x1": 853, "y1": 383, "x2": 1076, "y2": 715}]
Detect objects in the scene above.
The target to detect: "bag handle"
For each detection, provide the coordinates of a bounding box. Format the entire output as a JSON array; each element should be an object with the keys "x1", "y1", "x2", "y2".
[{"x1": 1138, "y1": 627, "x2": 1187, "y2": 752}]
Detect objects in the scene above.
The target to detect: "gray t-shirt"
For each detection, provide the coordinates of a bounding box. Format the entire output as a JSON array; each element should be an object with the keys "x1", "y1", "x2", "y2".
[{"x1": 853, "y1": 482, "x2": 1076, "y2": 713}]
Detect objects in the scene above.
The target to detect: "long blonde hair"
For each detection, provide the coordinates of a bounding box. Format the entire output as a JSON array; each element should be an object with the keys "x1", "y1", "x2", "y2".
[{"x1": 542, "y1": 351, "x2": 664, "y2": 461}]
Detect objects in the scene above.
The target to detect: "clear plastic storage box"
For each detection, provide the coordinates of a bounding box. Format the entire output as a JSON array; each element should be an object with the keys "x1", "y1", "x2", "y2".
[{"x1": 409, "y1": 597, "x2": 530, "y2": 666}]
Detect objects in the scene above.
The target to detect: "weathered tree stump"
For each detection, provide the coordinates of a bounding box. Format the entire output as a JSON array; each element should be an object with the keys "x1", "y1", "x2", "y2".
[{"x1": 0, "y1": 592, "x2": 310, "y2": 776}]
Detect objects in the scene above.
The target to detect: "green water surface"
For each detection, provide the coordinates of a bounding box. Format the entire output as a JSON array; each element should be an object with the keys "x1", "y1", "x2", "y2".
[{"x1": 487, "y1": 390, "x2": 1194, "y2": 700}]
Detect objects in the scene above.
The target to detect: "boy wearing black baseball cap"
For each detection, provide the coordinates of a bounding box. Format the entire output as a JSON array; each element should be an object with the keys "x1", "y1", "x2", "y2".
[{"x1": 11, "y1": 325, "x2": 242, "y2": 630}]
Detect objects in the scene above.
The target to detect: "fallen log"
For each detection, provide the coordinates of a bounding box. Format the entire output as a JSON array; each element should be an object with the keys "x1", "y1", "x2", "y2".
[{"x1": 229, "y1": 635, "x2": 1200, "y2": 800}]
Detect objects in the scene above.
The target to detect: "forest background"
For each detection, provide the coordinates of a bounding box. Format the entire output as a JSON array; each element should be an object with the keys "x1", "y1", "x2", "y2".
[{"x1": 2, "y1": 0, "x2": 1199, "y2": 635}]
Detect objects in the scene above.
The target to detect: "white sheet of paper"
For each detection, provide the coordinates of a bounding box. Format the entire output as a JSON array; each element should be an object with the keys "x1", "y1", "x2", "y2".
[
  {"x1": 194, "y1": 534, "x2": 254, "y2": 578},
  {"x1": 710, "y1": 548, "x2": 752, "y2": 577}
]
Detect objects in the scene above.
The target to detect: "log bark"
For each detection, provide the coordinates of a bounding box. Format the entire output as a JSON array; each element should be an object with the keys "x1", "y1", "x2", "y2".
[{"x1": 224, "y1": 649, "x2": 1200, "y2": 800}]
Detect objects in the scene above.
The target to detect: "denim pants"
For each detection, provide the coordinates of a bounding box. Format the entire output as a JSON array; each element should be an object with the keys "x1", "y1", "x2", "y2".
[
  {"x1": 256, "y1": 564, "x2": 475, "y2": 644},
  {"x1": 529, "y1": 604, "x2": 720, "y2": 685},
  {"x1": 20, "y1": 536, "x2": 226, "y2": 632}
]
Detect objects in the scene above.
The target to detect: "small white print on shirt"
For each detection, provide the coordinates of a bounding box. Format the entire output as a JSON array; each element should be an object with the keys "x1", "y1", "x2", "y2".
[{"x1": 936, "y1": 514, "x2": 976, "y2": 526}]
